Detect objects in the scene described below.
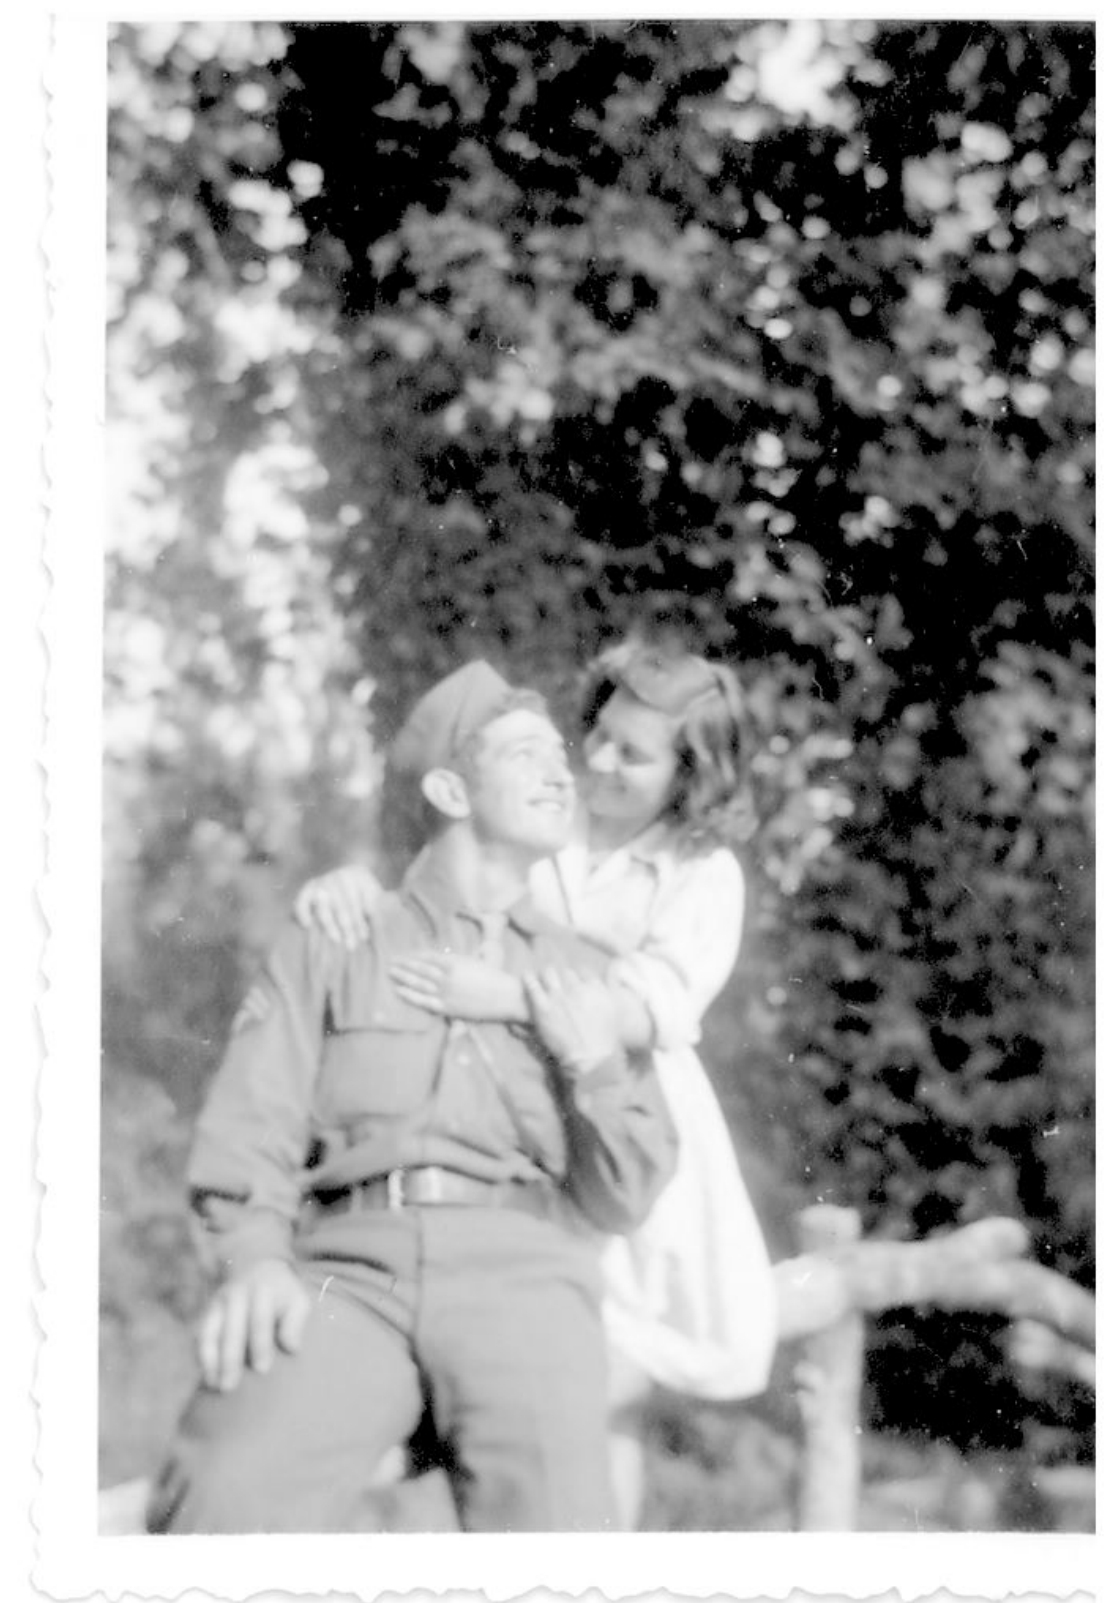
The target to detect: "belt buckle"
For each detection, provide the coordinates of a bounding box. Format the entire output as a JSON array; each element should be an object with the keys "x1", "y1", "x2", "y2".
[{"x1": 385, "y1": 1169, "x2": 407, "y2": 1209}]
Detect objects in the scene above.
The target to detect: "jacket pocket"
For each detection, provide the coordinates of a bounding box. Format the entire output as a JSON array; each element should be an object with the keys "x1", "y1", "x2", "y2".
[{"x1": 316, "y1": 1011, "x2": 441, "y2": 1121}]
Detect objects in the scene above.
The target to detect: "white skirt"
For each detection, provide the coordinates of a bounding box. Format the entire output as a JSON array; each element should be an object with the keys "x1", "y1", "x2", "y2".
[{"x1": 601, "y1": 1045, "x2": 778, "y2": 1400}]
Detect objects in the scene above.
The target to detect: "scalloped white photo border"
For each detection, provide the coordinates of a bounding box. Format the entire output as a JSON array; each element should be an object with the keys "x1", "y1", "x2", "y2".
[{"x1": 31, "y1": 3, "x2": 1105, "y2": 1601}]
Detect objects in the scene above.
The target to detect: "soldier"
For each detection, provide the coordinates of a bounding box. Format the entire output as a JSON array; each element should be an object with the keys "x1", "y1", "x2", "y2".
[{"x1": 146, "y1": 661, "x2": 677, "y2": 1534}]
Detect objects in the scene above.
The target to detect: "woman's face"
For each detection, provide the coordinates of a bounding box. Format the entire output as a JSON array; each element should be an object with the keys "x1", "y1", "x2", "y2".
[{"x1": 581, "y1": 688, "x2": 680, "y2": 837}]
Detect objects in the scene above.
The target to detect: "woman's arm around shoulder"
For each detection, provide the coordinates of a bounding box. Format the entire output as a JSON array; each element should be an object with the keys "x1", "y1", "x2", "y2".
[{"x1": 608, "y1": 846, "x2": 747, "y2": 1051}]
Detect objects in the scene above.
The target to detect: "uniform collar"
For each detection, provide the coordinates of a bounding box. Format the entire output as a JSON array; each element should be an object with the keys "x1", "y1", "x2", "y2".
[{"x1": 402, "y1": 844, "x2": 554, "y2": 938}]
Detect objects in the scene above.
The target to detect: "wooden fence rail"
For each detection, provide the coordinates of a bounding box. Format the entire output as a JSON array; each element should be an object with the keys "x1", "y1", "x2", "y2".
[
  {"x1": 775, "y1": 1204, "x2": 1096, "y2": 1530},
  {"x1": 97, "y1": 1205, "x2": 1096, "y2": 1534}
]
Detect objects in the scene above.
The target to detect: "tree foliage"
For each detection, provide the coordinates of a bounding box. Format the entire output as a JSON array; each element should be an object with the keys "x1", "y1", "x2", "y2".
[{"x1": 104, "y1": 19, "x2": 1094, "y2": 1483}]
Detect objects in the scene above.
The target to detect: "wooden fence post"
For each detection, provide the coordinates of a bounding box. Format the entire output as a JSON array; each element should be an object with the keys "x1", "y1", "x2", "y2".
[{"x1": 793, "y1": 1204, "x2": 865, "y2": 1531}]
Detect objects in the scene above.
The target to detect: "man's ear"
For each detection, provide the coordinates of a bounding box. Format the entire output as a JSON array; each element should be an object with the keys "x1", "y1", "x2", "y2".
[{"x1": 421, "y1": 767, "x2": 471, "y2": 821}]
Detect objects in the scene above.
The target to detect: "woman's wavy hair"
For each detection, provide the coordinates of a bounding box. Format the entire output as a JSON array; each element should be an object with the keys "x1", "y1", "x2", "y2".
[{"x1": 578, "y1": 639, "x2": 758, "y2": 854}]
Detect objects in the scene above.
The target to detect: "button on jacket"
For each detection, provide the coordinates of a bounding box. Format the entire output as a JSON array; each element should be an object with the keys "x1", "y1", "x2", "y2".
[{"x1": 189, "y1": 852, "x2": 678, "y2": 1275}]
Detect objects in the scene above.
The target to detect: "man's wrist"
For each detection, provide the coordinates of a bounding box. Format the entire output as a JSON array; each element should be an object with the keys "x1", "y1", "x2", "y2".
[{"x1": 217, "y1": 1210, "x2": 295, "y2": 1279}]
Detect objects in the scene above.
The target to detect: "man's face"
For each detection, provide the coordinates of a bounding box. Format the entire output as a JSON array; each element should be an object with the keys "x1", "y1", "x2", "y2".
[{"x1": 463, "y1": 708, "x2": 576, "y2": 855}]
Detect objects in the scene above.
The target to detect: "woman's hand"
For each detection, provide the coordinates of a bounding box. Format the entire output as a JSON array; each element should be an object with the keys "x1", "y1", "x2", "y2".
[
  {"x1": 294, "y1": 866, "x2": 382, "y2": 950},
  {"x1": 389, "y1": 954, "x2": 526, "y2": 1022},
  {"x1": 524, "y1": 967, "x2": 623, "y2": 1076}
]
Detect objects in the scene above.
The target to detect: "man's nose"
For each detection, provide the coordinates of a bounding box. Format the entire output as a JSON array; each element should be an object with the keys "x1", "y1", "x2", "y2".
[
  {"x1": 543, "y1": 751, "x2": 574, "y2": 787},
  {"x1": 586, "y1": 740, "x2": 616, "y2": 774}
]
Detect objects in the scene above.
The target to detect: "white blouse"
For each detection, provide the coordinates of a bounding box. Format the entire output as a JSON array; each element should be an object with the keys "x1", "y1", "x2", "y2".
[{"x1": 530, "y1": 821, "x2": 746, "y2": 1048}]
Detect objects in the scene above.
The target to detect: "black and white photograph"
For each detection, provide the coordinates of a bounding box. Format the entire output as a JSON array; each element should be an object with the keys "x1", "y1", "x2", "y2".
[{"x1": 24, "y1": 8, "x2": 1098, "y2": 1602}]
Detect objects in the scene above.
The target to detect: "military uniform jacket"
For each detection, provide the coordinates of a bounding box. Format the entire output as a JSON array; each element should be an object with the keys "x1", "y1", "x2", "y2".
[{"x1": 189, "y1": 852, "x2": 679, "y2": 1275}]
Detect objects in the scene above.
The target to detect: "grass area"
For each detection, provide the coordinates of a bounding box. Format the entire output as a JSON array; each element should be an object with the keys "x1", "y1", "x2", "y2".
[{"x1": 640, "y1": 1411, "x2": 1094, "y2": 1533}]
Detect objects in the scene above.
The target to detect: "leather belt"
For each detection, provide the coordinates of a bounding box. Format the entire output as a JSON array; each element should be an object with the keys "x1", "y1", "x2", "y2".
[{"x1": 309, "y1": 1165, "x2": 559, "y2": 1222}]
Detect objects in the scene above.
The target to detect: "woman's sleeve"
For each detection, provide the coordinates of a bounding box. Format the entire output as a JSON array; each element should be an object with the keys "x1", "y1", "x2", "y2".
[{"x1": 608, "y1": 849, "x2": 746, "y2": 1050}]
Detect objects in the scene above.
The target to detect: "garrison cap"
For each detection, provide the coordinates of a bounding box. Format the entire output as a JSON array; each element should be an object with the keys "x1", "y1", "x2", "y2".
[{"x1": 387, "y1": 660, "x2": 517, "y2": 783}]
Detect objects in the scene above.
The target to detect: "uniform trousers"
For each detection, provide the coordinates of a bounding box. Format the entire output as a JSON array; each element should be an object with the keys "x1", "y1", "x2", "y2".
[{"x1": 146, "y1": 1202, "x2": 616, "y2": 1534}]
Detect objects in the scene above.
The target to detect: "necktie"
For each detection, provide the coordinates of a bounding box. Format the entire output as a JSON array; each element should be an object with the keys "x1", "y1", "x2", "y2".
[
  {"x1": 476, "y1": 910, "x2": 507, "y2": 968},
  {"x1": 446, "y1": 911, "x2": 508, "y2": 1068}
]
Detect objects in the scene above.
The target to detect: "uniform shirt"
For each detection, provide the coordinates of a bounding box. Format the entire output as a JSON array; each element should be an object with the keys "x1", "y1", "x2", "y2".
[
  {"x1": 190, "y1": 851, "x2": 678, "y2": 1277},
  {"x1": 530, "y1": 817, "x2": 746, "y2": 1049}
]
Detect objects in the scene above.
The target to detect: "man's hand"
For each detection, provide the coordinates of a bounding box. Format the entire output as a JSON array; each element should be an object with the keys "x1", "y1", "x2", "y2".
[
  {"x1": 293, "y1": 866, "x2": 382, "y2": 950},
  {"x1": 197, "y1": 1258, "x2": 311, "y2": 1393},
  {"x1": 523, "y1": 968, "x2": 623, "y2": 1075},
  {"x1": 389, "y1": 953, "x2": 526, "y2": 1022}
]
